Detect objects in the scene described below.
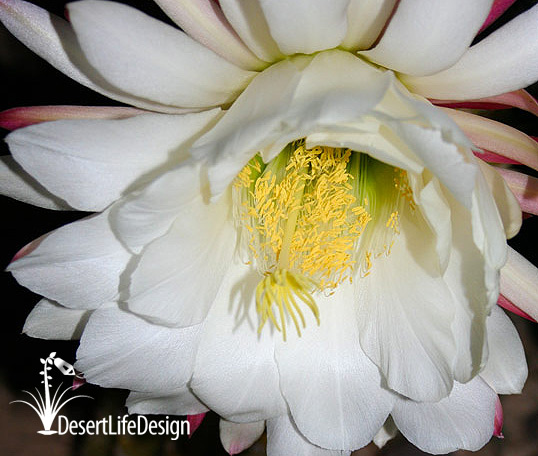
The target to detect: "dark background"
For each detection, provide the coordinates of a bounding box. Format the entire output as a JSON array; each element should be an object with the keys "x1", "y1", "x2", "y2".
[{"x1": 0, "y1": 1, "x2": 537, "y2": 455}]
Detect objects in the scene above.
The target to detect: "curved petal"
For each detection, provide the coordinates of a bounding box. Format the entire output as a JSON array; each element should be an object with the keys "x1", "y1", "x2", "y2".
[
  {"x1": 402, "y1": 4, "x2": 538, "y2": 99},
  {"x1": 219, "y1": 419, "x2": 265, "y2": 455},
  {"x1": 67, "y1": 0, "x2": 255, "y2": 109},
  {"x1": 258, "y1": 0, "x2": 351, "y2": 55},
  {"x1": 126, "y1": 193, "x2": 236, "y2": 327},
  {"x1": 373, "y1": 417, "x2": 397, "y2": 449},
  {"x1": 0, "y1": 155, "x2": 72, "y2": 210},
  {"x1": 441, "y1": 108, "x2": 538, "y2": 171},
  {"x1": 500, "y1": 247, "x2": 538, "y2": 322},
  {"x1": 266, "y1": 415, "x2": 351, "y2": 456},
  {"x1": 480, "y1": 306, "x2": 527, "y2": 394},
  {"x1": 76, "y1": 305, "x2": 203, "y2": 393},
  {"x1": 219, "y1": 0, "x2": 283, "y2": 62},
  {"x1": 192, "y1": 50, "x2": 391, "y2": 196},
  {"x1": 6, "y1": 110, "x2": 221, "y2": 211},
  {"x1": 361, "y1": 0, "x2": 493, "y2": 76},
  {"x1": 126, "y1": 387, "x2": 208, "y2": 416},
  {"x1": 392, "y1": 377, "x2": 497, "y2": 453},
  {"x1": 275, "y1": 282, "x2": 394, "y2": 451},
  {"x1": 23, "y1": 299, "x2": 91, "y2": 340},
  {"x1": 0, "y1": 105, "x2": 144, "y2": 131},
  {"x1": 341, "y1": 0, "x2": 397, "y2": 51},
  {"x1": 0, "y1": 0, "x2": 188, "y2": 113},
  {"x1": 495, "y1": 167, "x2": 538, "y2": 216},
  {"x1": 190, "y1": 265, "x2": 287, "y2": 423},
  {"x1": 356, "y1": 209, "x2": 457, "y2": 402},
  {"x1": 154, "y1": 0, "x2": 265, "y2": 70},
  {"x1": 7, "y1": 212, "x2": 131, "y2": 309}
]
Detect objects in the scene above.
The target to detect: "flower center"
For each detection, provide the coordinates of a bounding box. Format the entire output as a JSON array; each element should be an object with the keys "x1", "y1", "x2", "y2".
[{"x1": 233, "y1": 140, "x2": 413, "y2": 340}]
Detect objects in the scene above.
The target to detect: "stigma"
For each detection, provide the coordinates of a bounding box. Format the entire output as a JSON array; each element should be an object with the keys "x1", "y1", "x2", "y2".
[{"x1": 233, "y1": 140, "x2": 413, "y2": 340}]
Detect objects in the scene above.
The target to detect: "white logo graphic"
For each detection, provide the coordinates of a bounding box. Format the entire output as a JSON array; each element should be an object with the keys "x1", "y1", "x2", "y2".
[{"x1": 10, "y1": 352, "x2": 90, "y2": 435}]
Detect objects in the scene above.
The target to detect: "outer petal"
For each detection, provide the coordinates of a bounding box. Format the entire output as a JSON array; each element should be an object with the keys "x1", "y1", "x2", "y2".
[
  {"x1": 258, "y1": 0, "x2": 351, "y2": 55},
  {"x1": 341, "y1": 0, "x2": 397, "y2": 51},
  {"x1": 153, "y1": 0, "x2": 265, "y2": 70},
  {"x1": 495, "y1": 167, "x2": 538, "y2": 217},
  {"x1": 67, "y1": 0, "x2": 255, "y2": 108},
  {"x1": 266, "y1": 415, "x2": 351, "y2": 456},
  {"x1": 76, "y1": 306, "x2": 202, "y2": 393},
  {"x1": 500, "y1": 247, "x2": 538, "y2": 322},
  {"x1": 0, "y1": 156, "x2": 72, "y2": 210},
  {"x1": 7, "y1": 212, "x2": 131, "y2": 309},
  {"x1": 275, "y1": 283, "x2": 394, "y2": 451},
  {"x1": 392, "y1": 377, "x2": 497, "y2": 453},
  {"x1": 0, "y1": 105, "x2": 143, "y2": 131},
  {"x1": 402, "y1": 4, "x2": 538, "y2": 99},
  {"x1": 360, "y1": 0, "x2": 493, "y2": 76},
  {"x1": 23, "y1": 299, "x2": 91, "y2": 340},
  {"x1": 192, "y1": 50, "x2": 392, "y2": 196},
  {"x1": 356, "y1": 209, "x2": 457, "y2": 402},
  {"x1": 0, "y1": 0, "x2": 187, "y2": 113},
  {"x1": 219, "y1": 0, "x2": 283, "y2": 62},
  {"x1": 480, "y1": 306, "x2": 527, "y2": 394},
  {"x1": 6, "y1": 110, "x2": 221, "y2": 211},
  {"x1": 126, "y1": 192, "x2": 236, "y2": 327},
  {"x1": 219, "y1": 419, "x2": 265, "y2": 455},
  {"x1": 190, "y1": 264, "x2": 287, "y2": 423},
  {"x1": 127, "y1": 387, "x2": 208, "y2": 416}
]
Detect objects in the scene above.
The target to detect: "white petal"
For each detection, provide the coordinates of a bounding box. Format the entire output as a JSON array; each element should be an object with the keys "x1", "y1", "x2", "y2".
[
  {"x1": 220, "y1": 419, "x2": 265, "y2": 455},
  {"x1": 76, "y1": 306, "x2": 202, "y2": 393},
  {"x1": 402, "y1": 4, "x2": 538, "y2": 100},
  {"x1": 442, "y1": 194, "x2": 489, "y2": 383},
  {"x1": 6, "y1": 110, "x2": 221, "y2": 211},
  {"x1": 219, "y1": 0, "x2": 283, "y2": 62},
  {"x1": 0, "y1": 155, "x2": 72, "y2": 210},
  {"x1": 480, "y1": 306, "x2": 527, "y2": 394},
  {"x1": 23, "y1": 299, "x2": 91, "y2": 340},
  {"x1": 373, "y1": 417, "x2": 397, "y2": 449},
  {"x1": 356, "y1": 210, "x2": 457, "y2": 402},
  {"x1": 258, "y1": 0, "x2": 350, "y2": 55},
  {"x1": 126, "y1": 193, "x2": 236, "y2": 327},
  {"x1": 111, "y1": 161, "x2": 209, "y2": 253},
  {"x1": 267, "y1": 415, "x2": 351, "y2": 456},
  {"x1": 127, "y1": 387, "x2": 208, "y2": 416},
  {"x1": 275, "y1": 283, "x2": 394, "y2": 451},
  {"x1": 191, "y1": 265, "x2": 287, "y2": 423},
  {"x1": 67, "y1": 0, "x2": 255, "y2": 109},
  {"x1": 154, "y1": 0, "x2": 264, "y2": 70},
  {"x1": 392, "y1": 377, "x2": 497, "y2": 453},
  {"x1": 500, "y1": 246, "x2": 538, "y2": 323},
  {"x1": 361, "y1": 0, "x2": 493, "y2": 76},
  {"x1": 0, "y1": 0, "x2": 189, "y2": 113},
  {"x1": 342, "y1": 0, "x2": 397, "y2": 51},
  {"x1": 7, "y1": 212, "x2": 131, "y2": 309},
  {"x1": 192, "y1": 50, "x2": 391, "y2": 196},
  {"x1": 478, "y1": 162, "x2": 522, "y2": 240}
]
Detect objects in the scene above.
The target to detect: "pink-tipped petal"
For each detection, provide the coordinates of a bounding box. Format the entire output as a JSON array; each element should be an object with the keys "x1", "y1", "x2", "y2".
[
  {"x1": 497, "y1": 294, "x2": 536, "y2": 322},
  {"x1": 72, "y1": 373, "x2": 87, "y2": 390},
  {"x1": 473, "y1": 150, "x2": 522, "y2": 165},
  {"x1": 187, "y1": 413, "x2": 206, "y2": 438},
  {"x1": 431, "y1": 89, "x2": 538, "y2": 116},
  {"x1": 479, "y1": 0, "x2": 517, "y2": 32},
  {"x1": 493, "y1": 396, "x2": 504, "y2": 438},
  {"x1": 153, "y1": 0, "x2": 264, "y2": 70},
  {"x1": 495, "y1": 167, "x2": 538, "y2": 216},
  {"x1": 442, "y1": 108, "x2": 538, "y2": 171},
  {"x1": 500, "y1": 247, "x2": 538, "y2": 322},
  {"x1": 219, "y1": 419, "x2": 265, "y2": 455},
  {"x1": 10, "y1": 233, "x2": 48, "y2": 263},
  {"x1": 0, "y1": 106, "x2": 144, "y2": 130}
]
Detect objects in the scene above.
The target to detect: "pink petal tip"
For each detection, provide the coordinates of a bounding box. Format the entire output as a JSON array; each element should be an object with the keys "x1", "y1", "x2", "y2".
[
  {"x1": 494, "y1": 396, "x2": 504, "y2": 439},
  {"x1": 497, "y1": 294, "x2": 536, "y2": 323},
  {"x1": 187, "y1": 413, "x2": 206, "y2": 438}
]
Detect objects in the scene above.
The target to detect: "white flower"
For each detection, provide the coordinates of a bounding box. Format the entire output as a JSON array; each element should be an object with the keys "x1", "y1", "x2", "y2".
[{"x1": 1, "y1": 0, "x2": 537, "y2": 454}]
